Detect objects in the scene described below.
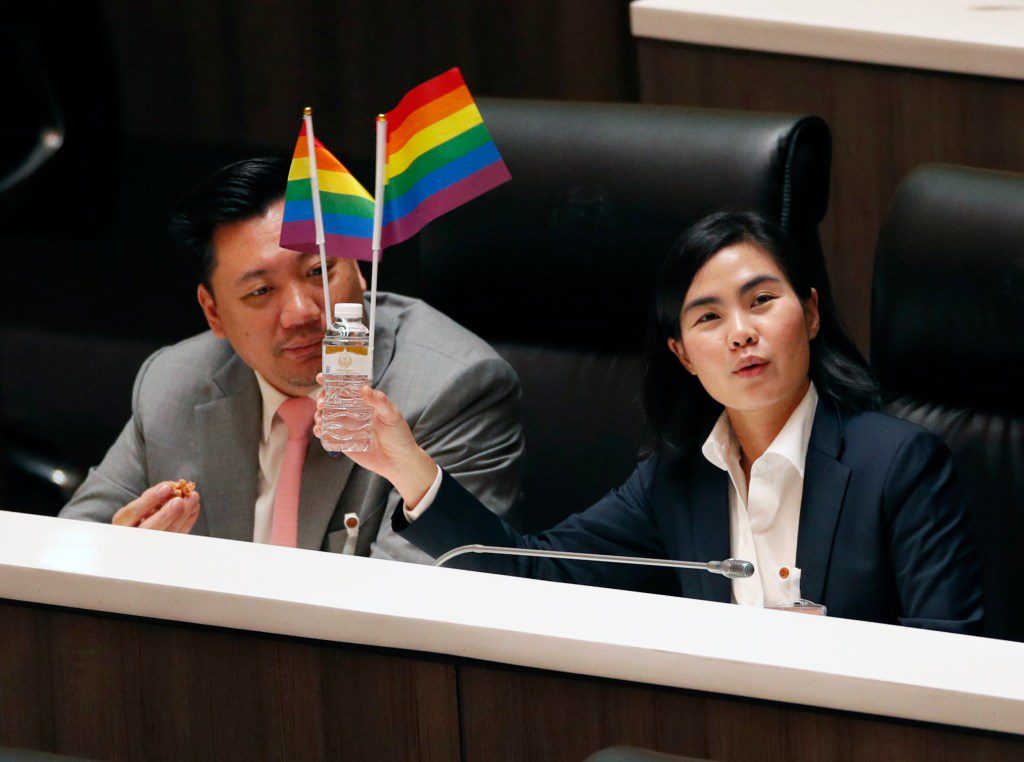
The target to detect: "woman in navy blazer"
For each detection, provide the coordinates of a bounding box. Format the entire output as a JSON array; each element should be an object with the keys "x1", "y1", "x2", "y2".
[{"x1": 317, "y1": 212, "x2": 984, "y2": 634}]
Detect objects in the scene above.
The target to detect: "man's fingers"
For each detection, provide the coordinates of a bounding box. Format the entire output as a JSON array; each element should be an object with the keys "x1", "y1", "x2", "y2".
[
  {"x1": 114, "y1": 482, "x2": 174, "y2": 526},
  {"x1": 178, "y1": 509, "x2": 200, "y2": 534},
  {"x1": 167, "y1": 493, "x2": 200, "y2": 533},
  {"x1": 315, "y1": 372, "x2": 324, "y2": 386},
  {"x1": 139, "y1": 498, "x2": 185, "y2": 531},
  {"x1": 180, "y1": 494, "x2": 202, "y2": 533}
]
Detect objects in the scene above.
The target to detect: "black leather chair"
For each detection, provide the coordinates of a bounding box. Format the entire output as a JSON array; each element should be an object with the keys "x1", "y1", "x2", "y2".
[
  {"x1": 872, "y1": 164, "x2": 1024, "y2": 642},
  {"x1": 419, "y1": 98, "x2": 832, "y2": 532}
]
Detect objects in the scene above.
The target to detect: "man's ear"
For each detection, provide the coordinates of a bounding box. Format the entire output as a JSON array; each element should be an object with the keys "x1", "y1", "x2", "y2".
[
  {"x1": 197, "y1": 284, "x2": 225, "y2": 338},
  {"x1": 667, "y1": 336, "x2": 697, "y2": 376},
  {"x1": 805, "y1": 287, "x2": 821, "y2": 340}
]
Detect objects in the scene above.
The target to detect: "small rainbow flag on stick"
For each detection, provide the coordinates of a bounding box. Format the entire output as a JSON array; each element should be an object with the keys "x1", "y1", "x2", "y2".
[
  {"x1": 379, "y1": 68, "x2": 511, "y2": 247},
  {"x1": 280, "y1": 114, "x2": 375, "y2": 262}
]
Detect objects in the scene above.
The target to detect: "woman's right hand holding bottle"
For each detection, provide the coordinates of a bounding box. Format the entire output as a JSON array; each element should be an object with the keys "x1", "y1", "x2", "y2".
[{"x1": 313, "y1": 374, "x2": 439, "y2": 508}]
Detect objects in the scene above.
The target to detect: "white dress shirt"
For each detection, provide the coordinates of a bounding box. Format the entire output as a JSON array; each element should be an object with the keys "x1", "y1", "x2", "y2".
[
  {"x1": 252, "y1": 373, "x2": 321, "y2": 544},
  {"x1": 404, "y1": 466, "x2": 444, "y2": 521},
  {"x1": 408, "y1": 384, "x2": 819, "y2": 608},
  {"x1": 701, "y1": 383, "x2": 818, "y2": 607}
]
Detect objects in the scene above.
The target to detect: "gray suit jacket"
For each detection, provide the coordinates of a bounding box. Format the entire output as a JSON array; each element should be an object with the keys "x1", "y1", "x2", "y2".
[{"x1": 60, "y1": 293, "x2": 524, "y2": 563}]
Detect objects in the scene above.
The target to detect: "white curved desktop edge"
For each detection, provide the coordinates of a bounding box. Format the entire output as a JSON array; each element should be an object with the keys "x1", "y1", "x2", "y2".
[
  {"x1": 1, "y1": 510, "x2": 1021, "y2": 736},
  {"x1": 630, "y1": 0, "x2": 1024, "y2": 81}
]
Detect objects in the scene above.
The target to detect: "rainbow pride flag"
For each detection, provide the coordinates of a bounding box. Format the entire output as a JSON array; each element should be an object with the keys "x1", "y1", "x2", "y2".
[
  {"x1": 280, "y1": 122, "x2": 375, "y2": 261},
  {"x1": 381, "y1": 68, "x2": 511, "y2": 247}
]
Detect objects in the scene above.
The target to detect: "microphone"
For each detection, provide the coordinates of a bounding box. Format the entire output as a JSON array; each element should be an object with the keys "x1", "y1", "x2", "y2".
[
  {"x1": 707, "y1": 558, "x2": 756, "y2": 579},
  {"x1": 432, "y1": 544, "x2": 754, "y2": 579}
]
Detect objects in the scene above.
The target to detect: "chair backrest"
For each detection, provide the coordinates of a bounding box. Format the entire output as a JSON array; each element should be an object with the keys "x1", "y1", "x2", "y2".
[
  {"x1": 872, "y1": 163, "x2": 1024, "y2": 642},
  {"x1": 418, "y1": 99, "x2": 832, "y2": 532}
]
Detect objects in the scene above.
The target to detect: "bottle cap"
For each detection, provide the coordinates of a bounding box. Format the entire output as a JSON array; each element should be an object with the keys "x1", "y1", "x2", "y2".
[{"x1": 334, "y1": 303, "x2": 363, "y2": 320}]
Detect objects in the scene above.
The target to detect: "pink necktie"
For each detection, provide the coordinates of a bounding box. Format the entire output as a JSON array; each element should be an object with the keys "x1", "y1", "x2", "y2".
[{"x1": 270, "y1": 396, "x2": 317, "y2": 547}]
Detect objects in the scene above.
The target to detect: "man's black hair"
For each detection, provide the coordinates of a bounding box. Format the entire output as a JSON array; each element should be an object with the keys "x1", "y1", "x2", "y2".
[
  {"x1": 168, "y1": 156, "x2": 289, "y2": 291},
  {"x1": 643, "y1": 210, "x2": 880, "y2": 455}
]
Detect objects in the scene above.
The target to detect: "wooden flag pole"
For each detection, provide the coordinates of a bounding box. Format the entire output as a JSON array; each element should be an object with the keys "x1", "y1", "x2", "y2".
[
  {"x1": 303, "y1": 107, "x2": 332, "y2": 331},
  {"x1": 368, "y1": 114, "x2": 387, "y2": 364}
]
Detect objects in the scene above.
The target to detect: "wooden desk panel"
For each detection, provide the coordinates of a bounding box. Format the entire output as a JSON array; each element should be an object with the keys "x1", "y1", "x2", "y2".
[
  {"x1": 4, "y1": 600, "x2": 1023, "y2": 761},
  {"x1": 3, "y1": 512, "x2": 1023, "y2": 759},
  {"x1": 458, "y1": 664, "x2": 1024, "y2": 762},
  {"x1": 0, "y1": 601, "x2": 459, "y2": 761}
]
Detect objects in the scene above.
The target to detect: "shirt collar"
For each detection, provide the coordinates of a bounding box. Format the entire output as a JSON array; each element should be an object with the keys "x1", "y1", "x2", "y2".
[
  {"x1": 254, "y1": 372, "x2": 320, "y2": 442},
  {"x1": 700, "y1": 382, "x2": 818, "y2": 477},
  {"x1": 764, "y1": 382, "x2": 818, "y2": 477},
  {"x1": 701, "y1": 409, "x2": 739, "y2": 473}
]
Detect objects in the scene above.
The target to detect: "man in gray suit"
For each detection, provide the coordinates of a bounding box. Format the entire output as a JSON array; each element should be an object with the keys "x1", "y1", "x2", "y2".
[{"x1": 59, "y1": 157, "x2": 523, "y2": 562}]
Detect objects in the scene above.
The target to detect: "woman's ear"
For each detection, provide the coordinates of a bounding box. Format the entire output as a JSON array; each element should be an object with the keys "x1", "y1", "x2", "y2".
[
  {"x1": 805, "y1": 288, "x2": 821, "y2": 340},
  {"x1": 667, "y1": 336, "x2": 697, "y2": 375}
]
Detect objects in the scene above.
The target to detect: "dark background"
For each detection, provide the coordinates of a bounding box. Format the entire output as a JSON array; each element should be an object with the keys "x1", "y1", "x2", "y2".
[{"x1": 2, "y1": 0, "x2": 638, "y2": 340}]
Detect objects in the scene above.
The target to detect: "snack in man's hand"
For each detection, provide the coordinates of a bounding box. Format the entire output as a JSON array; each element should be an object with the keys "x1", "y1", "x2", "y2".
[{"x1": 170, "y1": 479, "x2": 196, "y2": 499}]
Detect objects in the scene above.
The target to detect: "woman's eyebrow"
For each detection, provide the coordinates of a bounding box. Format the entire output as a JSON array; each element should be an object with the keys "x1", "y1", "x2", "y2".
[
  {"x1": 683, "y1": 275, "x2": 783, "y2": 313},
  {"x1": 738, "y1": 274, "x2": 782, "y2": 295},
  {"x1": 682, "y1": 294, "x2": 720, "y2": 313}
]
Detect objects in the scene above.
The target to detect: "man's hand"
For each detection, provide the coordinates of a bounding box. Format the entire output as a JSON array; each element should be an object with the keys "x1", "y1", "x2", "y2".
[
  {"x1": 112, "y1": 482, "x2": 201, "y2": 533},
  {"x1": 313, "y1": 373, "x2": 438, "y2": 507}
]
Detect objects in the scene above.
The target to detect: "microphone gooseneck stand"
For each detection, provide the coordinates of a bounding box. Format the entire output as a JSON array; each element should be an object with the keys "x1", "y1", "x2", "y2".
[{"x1": 433, "y1": 545, "x2": 755, "y2": 579}]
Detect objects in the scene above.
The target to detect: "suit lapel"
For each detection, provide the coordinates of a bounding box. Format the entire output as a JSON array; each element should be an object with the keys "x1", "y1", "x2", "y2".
[
  {"x1": 295, "y1": 296, "x2": 399, "y2": 549},
  {"x1": 196, "y1": 354, "x2": 261, "y2": 542},
  {"x1": 368, "y1": 293, "x2": 397, "y2": 387},
  {"x1": 688, "y1": 456, "x2": 732, "y2": 603},
  {"x1": 296, "y1": 442, "x2": 355, "y2": 550},
  {"x1": 795, "y1": 401, "x2": 852, "y2": 604}
]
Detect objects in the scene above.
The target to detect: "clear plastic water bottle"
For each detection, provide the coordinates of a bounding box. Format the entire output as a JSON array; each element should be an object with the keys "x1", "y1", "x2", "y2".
[{"x1": 321, "y1": 303, "x2": 373, "y2": 452}]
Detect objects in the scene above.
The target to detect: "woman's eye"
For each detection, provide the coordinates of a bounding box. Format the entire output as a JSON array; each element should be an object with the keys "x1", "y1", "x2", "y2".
[
  {"x1": 696, "y1": 312, "x2": 719, "y2": 324},
  {"x1": 752, "y1": 293, "x2": 777, "y2": 306},
  {"x1": 309, "y1": 266, "x2": 324, "y2": 278}
]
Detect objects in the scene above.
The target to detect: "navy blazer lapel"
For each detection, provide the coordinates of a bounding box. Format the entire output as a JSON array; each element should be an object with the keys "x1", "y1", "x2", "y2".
[
  {"x1": 688, "y1": 456, "x2": 732, "y2": 603},
  {"x1": 195, "y1": 354, "x2": 261, "y2": 542},
  {"x1": 796, "y1": 401, "x2": 852, "y2": 604}
]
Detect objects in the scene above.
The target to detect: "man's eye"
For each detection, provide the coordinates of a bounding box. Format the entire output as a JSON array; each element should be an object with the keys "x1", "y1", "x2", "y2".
[
  {"x1": 696, "y1": 312, "x2": 719, "y2": 324},
  {"x1": 309, "y1": 266, "x2": 323, "y2": 278},
  {"x1": 246, "y1": 286, "x2": 271, "y2": 298},
  {"x1": 752, "y1": 293, "x2": 777, "y2": 306}
]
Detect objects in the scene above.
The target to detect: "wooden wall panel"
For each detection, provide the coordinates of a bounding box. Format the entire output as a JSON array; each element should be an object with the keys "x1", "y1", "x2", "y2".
[
  {"x1": 637, "y1": 40, "x2": 1024, "y2": 351},
  {"x1": 97, "y1": 1, "x2": 637, "y2": 158}
]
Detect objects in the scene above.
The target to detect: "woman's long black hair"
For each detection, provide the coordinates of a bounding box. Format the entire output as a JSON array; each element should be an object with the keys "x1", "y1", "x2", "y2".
[{"x1": 643, "y1": 211, "x2": 880, "y2": 453}]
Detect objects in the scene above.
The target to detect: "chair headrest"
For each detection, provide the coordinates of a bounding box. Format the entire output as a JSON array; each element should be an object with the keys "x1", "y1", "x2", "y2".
[
  {"x1": 872, "y1": 164, "x2": 1024, "y2": 411},
  {"x1": 417, "y1": 99, "x2": 831, "y2": 346}
]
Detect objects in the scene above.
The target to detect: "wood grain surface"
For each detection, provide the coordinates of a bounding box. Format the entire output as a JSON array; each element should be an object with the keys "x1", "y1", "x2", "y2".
[
  {"x1": 3, "y1": 598, "x2": 1023, "y2": 761},
  {"x1": 458, "y1": 663, "x2": 1024, "y2": 762},
  {"x1": 0, "y1": 600, "x2": 459, "y2": 761}
]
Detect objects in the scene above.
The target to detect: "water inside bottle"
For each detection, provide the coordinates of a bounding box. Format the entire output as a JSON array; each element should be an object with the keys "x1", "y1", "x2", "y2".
[{"x1": 322, "y1": 315, "x2": 373, "y2": 452}]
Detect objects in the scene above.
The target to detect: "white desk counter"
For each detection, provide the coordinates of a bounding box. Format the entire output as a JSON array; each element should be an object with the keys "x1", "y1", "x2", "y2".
[
  {"x1": 1, "y1": 510, "x2": 1022, "y2": 736},
  {"x1": 630, "y1": 0, "x2": 1024, "y2": 81}
]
